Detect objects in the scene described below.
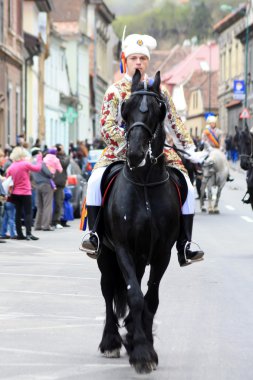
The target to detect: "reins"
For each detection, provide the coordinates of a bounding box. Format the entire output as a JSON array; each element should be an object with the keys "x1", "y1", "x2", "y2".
[{"x1": 123, "y1": 87, "x2": 170, "y2": 265}]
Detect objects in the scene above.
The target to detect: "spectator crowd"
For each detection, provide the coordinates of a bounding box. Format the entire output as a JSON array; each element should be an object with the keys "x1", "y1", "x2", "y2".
[{"x1": 0, "y1": 135, "x2": 99, "y2": 243}]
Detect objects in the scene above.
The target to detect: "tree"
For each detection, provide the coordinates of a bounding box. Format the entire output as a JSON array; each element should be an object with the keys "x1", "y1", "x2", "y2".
[{"x1": 190, "y1": 2, "x2": 213, "y2": 41}]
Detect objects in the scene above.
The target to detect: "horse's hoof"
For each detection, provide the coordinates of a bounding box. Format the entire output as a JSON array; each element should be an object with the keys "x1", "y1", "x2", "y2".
[
  {"x1": 201, "y1": 207, "x2": 206, "y2": 212},
  {"x1": 103, "y1": 349, "x2": 120, "y2": 358},
  {"x1": 133, "y1": 361, "x2": 154, "y2": 374},
  {"x1": 213, "y1": 209, "x2": 220, "y2": 214},
  {"x1": 208, "y1": 209, "x2": 214, "y2": 214}
]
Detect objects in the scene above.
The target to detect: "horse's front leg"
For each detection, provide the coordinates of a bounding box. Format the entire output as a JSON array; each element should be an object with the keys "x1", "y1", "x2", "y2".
[
  {"x1": 207, "y1": 184, "x2": 214, "y2": 213},
  {"x1": 200, "y1": 181, "x2": 207, "y2": 212},
  {"x1": 213, "y1": 185, "x2": 223, "y2": 214},
  {"x1": 144, "y1": 254, "x2": 170, "y2": 345},
  {"x1": 116, "y1": 247, "x2": 156, "y2": 374},
  {"x1": 97, "y1": 249, "x2": 122, "y2": 358}
]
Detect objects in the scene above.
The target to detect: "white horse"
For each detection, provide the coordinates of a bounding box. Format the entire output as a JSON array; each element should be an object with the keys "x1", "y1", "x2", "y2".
[{"x1": 200, "y1": 149, "x2": 229, "y2": 214}]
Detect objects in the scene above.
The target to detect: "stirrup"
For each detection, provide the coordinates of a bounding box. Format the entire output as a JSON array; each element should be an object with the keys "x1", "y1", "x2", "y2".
[
  {"x1": 185, "y1": 241, "x2": 204, "y2": 261},
  {"x1": 79, "y1": 231, "x2": 100, "y2": 255},
  {"x1": 180, "y1": 242, "x2": 192, "y2": 266}
]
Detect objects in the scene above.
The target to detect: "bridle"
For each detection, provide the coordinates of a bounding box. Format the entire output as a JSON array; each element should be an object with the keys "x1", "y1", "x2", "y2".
[
  {"x1": 123, "y1": 86, "x2": 169, "y2": 265},
  {"x1": 125, "y1": 88, "x2": 167, "y2": 169}
]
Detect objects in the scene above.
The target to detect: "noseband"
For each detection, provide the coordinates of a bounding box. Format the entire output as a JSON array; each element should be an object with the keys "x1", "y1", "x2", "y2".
[{"x1": 125, "y1": 89, "x2": 166, "y2": 168}]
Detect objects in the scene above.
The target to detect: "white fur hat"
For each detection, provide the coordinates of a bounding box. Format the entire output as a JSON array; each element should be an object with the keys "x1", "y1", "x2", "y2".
[
  {"x1": 122, "y1": 34, "x2": 157, "y2": 59},
  {"x1": 206, "y1": 115, "x2": 217, "y2": 124}
]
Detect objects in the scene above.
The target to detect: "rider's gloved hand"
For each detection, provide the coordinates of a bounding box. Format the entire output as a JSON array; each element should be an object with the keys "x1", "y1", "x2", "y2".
[{"x1": 184, "y1": 145, "x2": 208, "y2": 164}]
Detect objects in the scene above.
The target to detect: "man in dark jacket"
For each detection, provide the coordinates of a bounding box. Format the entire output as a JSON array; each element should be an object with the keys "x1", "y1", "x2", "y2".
[{"x1": 52, "y1": 144, "x2": 70, "y2": 228}]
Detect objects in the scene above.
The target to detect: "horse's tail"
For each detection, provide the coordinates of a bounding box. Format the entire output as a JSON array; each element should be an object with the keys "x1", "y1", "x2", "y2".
[{"x1": 113, "y1": 271, "x2": 128, "y2": 319}]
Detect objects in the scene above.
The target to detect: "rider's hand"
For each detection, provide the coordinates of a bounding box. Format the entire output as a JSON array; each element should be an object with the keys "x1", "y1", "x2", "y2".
[{"x1": 184, "y1": 146, "x2": 207, "y2": 164}]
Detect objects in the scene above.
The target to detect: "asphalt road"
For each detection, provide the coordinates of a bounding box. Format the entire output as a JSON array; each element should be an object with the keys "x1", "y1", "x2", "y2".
[{"x1": 0, "y1": 164, "x2": 252, "y2": 380}]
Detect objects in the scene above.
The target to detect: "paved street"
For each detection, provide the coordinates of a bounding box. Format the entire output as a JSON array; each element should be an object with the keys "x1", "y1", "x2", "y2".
[{"x1": 0, "y1": 166, "x2": 253, "y2": 379}]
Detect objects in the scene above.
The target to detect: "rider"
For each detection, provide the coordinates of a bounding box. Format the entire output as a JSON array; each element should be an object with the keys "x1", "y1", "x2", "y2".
[
  {"x1": 80, "y1": 33, "x2": 205, "y2": 267},
  {"x1": 202, "y1": 115, "x2": 234, "y2": 181}
]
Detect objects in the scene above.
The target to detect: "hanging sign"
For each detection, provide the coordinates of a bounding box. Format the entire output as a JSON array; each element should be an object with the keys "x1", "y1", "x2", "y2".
[{"x1": 233, "y1": 80, "x2": 245, "y2": 100}]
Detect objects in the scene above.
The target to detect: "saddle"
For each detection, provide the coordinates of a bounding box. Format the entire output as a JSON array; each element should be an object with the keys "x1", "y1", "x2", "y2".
[
  {"x1": 101, "y1": 161, "x2": 125, "y2": 203},
  {"x1": 98, "y1": 163, "x2": 188, "y2": 251},
  {"x1": 167, "y1": 167, "x2": 188, "y2": 207}
]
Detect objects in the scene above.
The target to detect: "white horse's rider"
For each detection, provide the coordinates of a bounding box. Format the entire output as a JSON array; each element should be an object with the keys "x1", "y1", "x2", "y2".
[
  {"x1": 202, "y1": 115, "x2": 234, "y2": 181},
  {"x1": 80, "y1": 33, "x2": 205, "y2": 267}
]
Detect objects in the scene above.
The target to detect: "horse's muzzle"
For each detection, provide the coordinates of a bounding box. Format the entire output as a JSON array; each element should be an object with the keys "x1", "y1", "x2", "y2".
[{"x1": 127, "y1": 149, "x2": 147, "y2": 169}]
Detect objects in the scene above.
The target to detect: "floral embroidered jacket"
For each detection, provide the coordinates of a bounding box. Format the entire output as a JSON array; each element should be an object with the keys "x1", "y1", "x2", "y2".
[{"x1": 94, "y1": 75, "x2": 195, "y2": 173}]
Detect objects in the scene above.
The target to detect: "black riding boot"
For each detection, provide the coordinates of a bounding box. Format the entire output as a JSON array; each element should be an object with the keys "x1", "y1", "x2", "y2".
[
  {"x1": 176, "y1": 214, "x2": 204, "y2": 267},
  {"x1": 80, "y1": 206, "x2": 101, "y2": 259}
]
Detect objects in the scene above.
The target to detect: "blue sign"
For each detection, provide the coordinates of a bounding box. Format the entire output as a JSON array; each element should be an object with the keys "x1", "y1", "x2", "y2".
[{"x1": 233, "y1": 80, "x2": 245, "y2": 100}]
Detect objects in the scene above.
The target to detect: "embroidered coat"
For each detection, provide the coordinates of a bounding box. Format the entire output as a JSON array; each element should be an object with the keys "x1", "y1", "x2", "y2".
[{"x1": 94, "y1": 75, "x2": 195, "y2": 173}]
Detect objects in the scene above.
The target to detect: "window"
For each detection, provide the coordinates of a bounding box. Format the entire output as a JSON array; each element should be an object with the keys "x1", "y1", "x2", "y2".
[
  {"x1": 235, "y1": 44, "x2": 238, "y2": 77},
  {"x1": 16, "y1": 0, "x2": 22, "y2": 36},
  {"x1": 0, "y1": 0, "x2": 3, "y2": 42},
  {"x1": 7, "y1": 82, "x2": 13, "y2": 144},
  {"x1": 16, "y1": 88, "x2": 21, "y2": 134},
  {"x1": 193, "y1": 92, "x2": 198, "y2": 109},
  {"x1": 8, "y1": 0, "x2": 13, "y2": 29},
  {"x1": 228, "y1": 48, "x2": 232, "y2": 79}
]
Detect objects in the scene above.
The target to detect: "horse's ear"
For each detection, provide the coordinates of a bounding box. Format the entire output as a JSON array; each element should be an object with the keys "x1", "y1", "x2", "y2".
[
  {"x1": 153, "y1": 71, "x2": 161, "y2": 93},
  {"x1": 131, "y1": 69, "x2": 141, "y2": 91}
]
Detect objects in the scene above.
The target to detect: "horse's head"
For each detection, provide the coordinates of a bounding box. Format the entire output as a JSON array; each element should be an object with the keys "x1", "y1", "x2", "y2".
[
  {"x1": 238, "y1": 127, "x2": 253, "y2": 170},
  {"x1": 121, "y1": 70, "x2": 167, "y2": 170}
]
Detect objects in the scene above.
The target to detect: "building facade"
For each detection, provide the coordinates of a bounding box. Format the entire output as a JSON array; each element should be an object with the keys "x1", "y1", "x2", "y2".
[
  {"x1": 0, "y1": 0, "x2": 23, "y2": 147},
  {"x1": 214, "y1": 5, "x2": 246, "y2": 136},
  {"x1": 86, "y1": 0, "x2": 115, "y2": 137},
  {"x1": 44, "y1": 31, "x2": 73, "y2": 150},
  {"x1": 52, "y1": 0, "x2": 92, "y2": 145},
  {"x1": 23, "y1": 0, "x2": 52, "y2": 147}
]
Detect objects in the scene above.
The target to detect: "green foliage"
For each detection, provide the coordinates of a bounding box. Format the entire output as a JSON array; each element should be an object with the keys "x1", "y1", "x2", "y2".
[{"x1": 109, "y1": 0, "x2": 243, "y2": 47}]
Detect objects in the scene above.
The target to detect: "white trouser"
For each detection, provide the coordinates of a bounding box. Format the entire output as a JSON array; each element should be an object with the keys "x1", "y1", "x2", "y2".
[{"x1": 86, "y1": 166, "x2": 195, "y2": 215}]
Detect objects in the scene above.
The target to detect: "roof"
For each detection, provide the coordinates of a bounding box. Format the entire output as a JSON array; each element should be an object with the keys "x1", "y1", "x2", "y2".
[
  {"x1": 35, "y1": 0, "x2": 52, "y2": 12},
  {"x1": 52, "y1": 0, "x2": 114, "y2": 24},
  {"x1": 213, "y1": 4, "x2": 246, "y2": 34},
  {"x1": 149, "y1": 45, "x2": 192, "y2": 76},
  {"x1": 51, "y1": 0, "x2": 83, "y2": 22},
  {"x1": 162, "y1": 43, "x2": 219, "y2": 86},
  {"x1": 225, "y1": 99, "x2": 242, "y2": 108}
]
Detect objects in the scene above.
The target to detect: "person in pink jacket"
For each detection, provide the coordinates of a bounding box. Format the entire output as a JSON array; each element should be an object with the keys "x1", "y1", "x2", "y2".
[
  {"x1": 43, "y1": 148, "x2": 63, "y2": 189},
  {"x1": 7, "y1": 147, "x2": 43, "y2": 240}
]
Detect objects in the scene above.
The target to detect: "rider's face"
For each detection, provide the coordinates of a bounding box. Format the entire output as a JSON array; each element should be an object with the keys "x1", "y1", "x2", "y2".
[
  {"x1": 210, "y1": 123, "x2": 216, "y2": 129},
  {"x1": 126, "y1": 54, "x2": 149, "y2": 79}
]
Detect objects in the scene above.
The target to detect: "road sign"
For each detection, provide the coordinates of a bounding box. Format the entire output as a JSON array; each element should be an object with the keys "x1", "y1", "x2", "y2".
[
  {"x1": 233, "y1": 80, "x2": 245, "y2": 100},
  {"x1": 239, "y1": 107, "x2": 251, "y2": 119}
]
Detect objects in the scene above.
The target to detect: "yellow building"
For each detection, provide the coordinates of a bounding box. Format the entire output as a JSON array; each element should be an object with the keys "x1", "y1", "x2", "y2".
[{"x1": 213, "y1": 5, "x2": 245, "y2": 135}]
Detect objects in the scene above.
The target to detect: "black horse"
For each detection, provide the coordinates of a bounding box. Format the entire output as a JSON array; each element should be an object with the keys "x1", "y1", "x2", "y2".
[
  {"x1": 238, "y1": 126, "x2": 253, "y2": 210},
  {"x1": 96, "y1": 70, "x2": 181, "y2": 374}
]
